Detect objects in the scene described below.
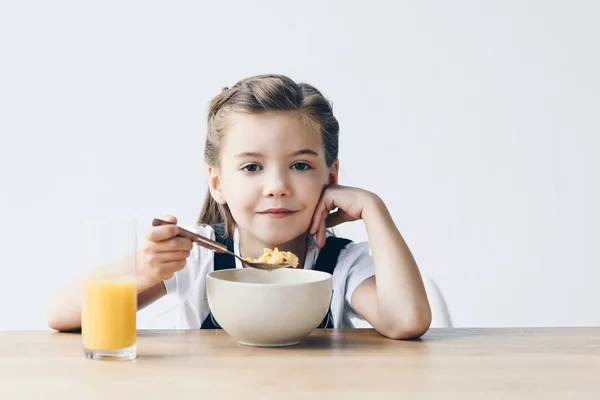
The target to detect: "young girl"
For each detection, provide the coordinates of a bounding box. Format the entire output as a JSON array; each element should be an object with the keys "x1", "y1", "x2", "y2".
[{"x1": 47, "y1": 74, "x2": 431, "y2": 339}]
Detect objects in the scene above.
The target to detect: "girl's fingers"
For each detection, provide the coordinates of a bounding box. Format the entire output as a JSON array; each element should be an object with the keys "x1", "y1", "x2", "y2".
[
  {"x1": 317, "y1": 204, "x2": 331, "y2": 248},
  {"x1": 154, "y1": 251, "x2": 190, "y2": 263},
  {"x1": 146, "y1": 251, "x2": 190, "y2": 266},
  {"x1": 310, "y1": 188, "x2": 339, "y2": 235},
  {"x1": 318, "y1": 217, "x2": 327, "y2": 248},
  {"x1": 146, "y1": 215, "x2": 178, "y2": 241},
  {"x1": 310, "y1": 186, "x2": 328, "y2": 233},
  {"x1": 147, "y1": 237, "x2": 193, "y2": 253},
  {"x1": 147, "y1": 224, "x2": 180, "y2": 242},
  {"x1": 309, "y1": 214, "x2": 317, "y2": 235},
  {"x1": 310, "y1": 200, "x2": 327, "y2": 234},
  {"x1": 159, "y1": 215, "x2": 177, "y2": 224},
  {"x1": 156, "y1": 259, "x2": 187, "y2": 279}
]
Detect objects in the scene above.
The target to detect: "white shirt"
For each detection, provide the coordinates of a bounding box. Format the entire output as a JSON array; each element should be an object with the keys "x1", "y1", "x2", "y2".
[{"x1": 164, "y1": 225, "x2": 375, "y2": 329}]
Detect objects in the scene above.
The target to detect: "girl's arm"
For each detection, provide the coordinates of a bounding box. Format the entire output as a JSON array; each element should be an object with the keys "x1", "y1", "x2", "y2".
[
  {"x1": 46, "y1": 216, "x2": 190, "y2": 331},
  {"x1": 350, "y1": 196, "x2": 431, "y2": 339},
  {"x1": 310, "y1": 187, "x2": 431, "y2": 339}
]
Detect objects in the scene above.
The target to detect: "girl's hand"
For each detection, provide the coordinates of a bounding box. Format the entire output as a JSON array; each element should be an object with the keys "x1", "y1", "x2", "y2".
[
  {"x1": 308, "y1": 185, "x2": 382, "y2": 248},
  {"x1": 140, "y1": 215, "x2": 193, "y2": 284}
]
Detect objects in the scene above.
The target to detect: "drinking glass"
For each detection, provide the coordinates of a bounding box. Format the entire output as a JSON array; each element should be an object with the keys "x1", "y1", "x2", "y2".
[{"x1": 81, "y1": 218, "x2": 137, "y2": 360}]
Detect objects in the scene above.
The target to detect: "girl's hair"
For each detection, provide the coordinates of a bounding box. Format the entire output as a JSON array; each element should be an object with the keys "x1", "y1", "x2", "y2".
[{"x1": 198, "y1": 74, "x2": 340, "y2": 238}]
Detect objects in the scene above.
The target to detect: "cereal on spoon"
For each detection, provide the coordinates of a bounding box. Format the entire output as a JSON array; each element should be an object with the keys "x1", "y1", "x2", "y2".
[{"x1": 246, "y1": 248, "x2": 299, "y2": 268}]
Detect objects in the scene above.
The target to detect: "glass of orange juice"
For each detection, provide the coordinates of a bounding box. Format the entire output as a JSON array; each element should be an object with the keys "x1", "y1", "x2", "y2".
[{"x1": 81, "y1": 217, "x2": 137, "y2": 361}]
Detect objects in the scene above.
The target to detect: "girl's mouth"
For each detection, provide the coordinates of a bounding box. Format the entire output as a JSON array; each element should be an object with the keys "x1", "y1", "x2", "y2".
[{"x1": 258, "y1": 208, "x2": 297, "y2": 218}]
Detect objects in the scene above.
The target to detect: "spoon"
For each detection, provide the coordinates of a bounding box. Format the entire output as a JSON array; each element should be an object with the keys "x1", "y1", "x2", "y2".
[{"x1": 151, "y1": 218, "x2": 294, "y2": 271}]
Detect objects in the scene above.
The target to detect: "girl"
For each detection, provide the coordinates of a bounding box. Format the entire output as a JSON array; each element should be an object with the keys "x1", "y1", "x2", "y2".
[{"x1": 47, "y1": 74, "x2": 431, "y2": 339}]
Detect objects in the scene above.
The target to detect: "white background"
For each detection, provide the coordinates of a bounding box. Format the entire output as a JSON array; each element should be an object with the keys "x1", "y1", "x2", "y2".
[{"x1": 1, "y1": 0, "x2": 598, "y2": 330}]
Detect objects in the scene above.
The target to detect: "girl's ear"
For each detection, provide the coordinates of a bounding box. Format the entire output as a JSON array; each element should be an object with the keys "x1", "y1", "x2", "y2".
[
  {"x1": 207, "y1": 166, "x2": 227, "y2": 204},
  {"x1": 327, "y1": 160, "x2": 339, "y2": 185}
]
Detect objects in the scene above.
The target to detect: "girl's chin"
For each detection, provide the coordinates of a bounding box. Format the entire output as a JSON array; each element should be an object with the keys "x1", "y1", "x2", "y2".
[
  {"x1": 256, "y1": 233, "x2": 303, "y2": 247},
  {"x1": 251, "y1": 226, "x2": 308, "y2": 246}
]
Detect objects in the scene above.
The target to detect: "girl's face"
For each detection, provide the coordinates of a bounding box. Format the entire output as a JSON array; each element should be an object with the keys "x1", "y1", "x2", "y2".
[{"x1": 208, "y1": 112, "x2": 338, "y2": 247}]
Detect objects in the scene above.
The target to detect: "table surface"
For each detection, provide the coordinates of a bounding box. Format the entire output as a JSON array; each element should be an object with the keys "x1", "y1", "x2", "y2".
[{"x1": 1, "y1": 328, "x2": 599, "y2": 399}]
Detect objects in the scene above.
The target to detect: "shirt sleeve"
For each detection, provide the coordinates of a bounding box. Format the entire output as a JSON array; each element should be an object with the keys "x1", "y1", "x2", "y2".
[{"x1": 341, "y1": 241, "x2": 376, "y2": 306}]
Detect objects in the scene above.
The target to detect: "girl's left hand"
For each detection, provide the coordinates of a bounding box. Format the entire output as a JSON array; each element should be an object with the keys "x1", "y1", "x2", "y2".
[{"x1": 309, "y1": 184, "x2": 381, "y2": 248}]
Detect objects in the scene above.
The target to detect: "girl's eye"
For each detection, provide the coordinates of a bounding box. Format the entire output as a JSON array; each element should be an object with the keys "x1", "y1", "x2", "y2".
[
  {"x1": 291, "y1": 162, "x2": 313, "y2": 171},
  {"x1": 242, "y1": 164, "x2": 262, "y2": 172}
]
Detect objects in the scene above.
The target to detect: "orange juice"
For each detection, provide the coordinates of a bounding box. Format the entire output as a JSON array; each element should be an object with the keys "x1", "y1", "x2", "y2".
[{"x1": 82, "y1": 275, "x2": 137, "y2": 351}]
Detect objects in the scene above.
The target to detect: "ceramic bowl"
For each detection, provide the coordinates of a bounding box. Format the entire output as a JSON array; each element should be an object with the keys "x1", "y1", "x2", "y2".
[{"x1": 206, "y1": 268, "x2": 332, "y2": 347}]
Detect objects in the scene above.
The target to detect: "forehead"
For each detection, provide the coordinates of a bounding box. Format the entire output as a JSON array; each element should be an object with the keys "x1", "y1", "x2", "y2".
[{"x1": 221, "y1": 112, "x2": 322, "y2": 157}]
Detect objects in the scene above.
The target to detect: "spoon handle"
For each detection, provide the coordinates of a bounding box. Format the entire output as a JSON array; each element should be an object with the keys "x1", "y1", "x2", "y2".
[{"x1": 151, "y1": 218, "x2": 230, "y2": 254}]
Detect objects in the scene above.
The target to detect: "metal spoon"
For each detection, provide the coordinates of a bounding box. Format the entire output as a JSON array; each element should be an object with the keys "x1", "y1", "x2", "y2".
[{"x1": 151, "y1": 218, "x2": 294, "y2": 271}]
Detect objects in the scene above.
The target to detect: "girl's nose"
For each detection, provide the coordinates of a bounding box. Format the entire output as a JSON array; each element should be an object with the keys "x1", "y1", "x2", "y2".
[{"x1": 262, "y1": 169, "x2": 291, "y2": 198}]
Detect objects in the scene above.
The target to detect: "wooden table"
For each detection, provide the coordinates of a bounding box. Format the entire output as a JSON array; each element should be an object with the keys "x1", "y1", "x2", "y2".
[{"x1": 1, "y1": 328, "x2": 599, "y2": 399}]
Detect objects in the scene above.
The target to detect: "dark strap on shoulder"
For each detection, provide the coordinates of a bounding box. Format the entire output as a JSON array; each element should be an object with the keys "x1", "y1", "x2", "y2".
[
  {"x1": 212, "y1": 224, "x2": 235, "y2": 271},
  {"x1": 201, "y1": 224, "x2": 234, "y2": 329},
  {"x1": 313, "y1": 237, "x2": 352, "y2": 275},
  {"x1": 313, "y1": 236, "x2": 352, "y2": 328}
]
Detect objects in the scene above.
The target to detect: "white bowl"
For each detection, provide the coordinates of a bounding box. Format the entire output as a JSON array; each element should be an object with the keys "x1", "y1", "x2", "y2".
[{"x1": 206, "y1": 268, "x2": 332, "y2": 347}]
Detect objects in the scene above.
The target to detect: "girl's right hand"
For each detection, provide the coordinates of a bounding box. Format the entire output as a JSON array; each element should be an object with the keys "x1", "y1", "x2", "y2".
[{"x1": 141, "y1": 215, "x2": 193, "y2": 283}]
